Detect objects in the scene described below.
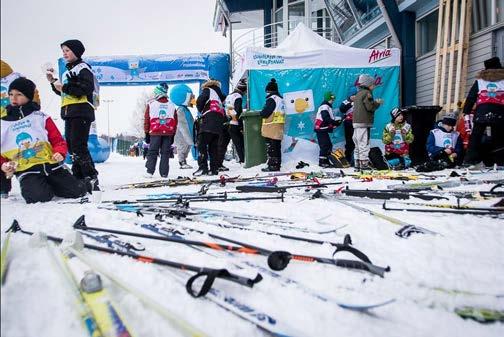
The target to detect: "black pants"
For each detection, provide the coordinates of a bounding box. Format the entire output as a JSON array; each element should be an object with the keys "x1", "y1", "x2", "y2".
[
  {"x1": 316, "y1": 132, "x2": 332, "y2": 158},
  {"x1": 343, "y1": 120, "x2": 355, "y2": 165},
  {"x1": 1, "y1": 171, "x2": 12, "y2": 194},
  {"x1": 217, "y1": 127, "x2": 231, "y2": 167},
  {"x1": 229, "y1": 125, "x2": 245, "y2": 163},
  {"x1": 465, "y1": 122, "x2": 504, "y2": 166},
  {"x1": 198, "y1": 132, "x2": 220, "y2": 172},
  {"x1": 145, "y1": 135, "x2": 173, "y2": 177},
  {"x1": 265, "y1": 138, "x2": 282, "y2": 169},
  {"x1": 431, "y1": 151, "x2": 459, "y2": 168},
  {"x1": 65, "y1": 118, "x2": 98, "y2": 179},
  {"x1": 19, "y1": 166, "x2": 87, "y2": 204}
]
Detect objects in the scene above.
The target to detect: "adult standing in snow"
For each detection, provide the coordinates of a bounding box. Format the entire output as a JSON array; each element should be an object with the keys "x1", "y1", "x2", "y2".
[
  {"x1": 1, "y1": 78, "x2": 89, "y2": 203},
  {"x1": 352, "y1": 74, "x2": 383, "y2": 170},
  {"x1": 194, "y1": 79, "x2": 226, "y2": 176},
  {"x1": 222, "y1": 79, "x2": 247, "y2": 165},
  {"x1": 169, "y1": 84, "x2": 196, "y2": 169},
  {"x1": 260, "y1": 78, "x2": 285, "y2": 172},
  {"x1": 144, "y1": 83, "x2": 178, "y2": 178},
  {"x1": 339, "y1": 86, "x2": 357, "y2": 166},
  {"x1": 46, "y1": 39, "x2": 99, "y2": 190},
  {"x1": 462, "y1": 57, "x2": 504, "y2": 167},
  {"x1": 314, "y1": 91, "x2": 342, "y2": 167}
]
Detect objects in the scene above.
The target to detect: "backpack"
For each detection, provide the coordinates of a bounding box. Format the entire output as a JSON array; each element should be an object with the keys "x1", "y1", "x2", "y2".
[
  {"x1": 328, "y1": 148, "x2": 350, "y2": 168},
  {"x1": 369, "y1": 147, "x2": 390, "y2": 170}
]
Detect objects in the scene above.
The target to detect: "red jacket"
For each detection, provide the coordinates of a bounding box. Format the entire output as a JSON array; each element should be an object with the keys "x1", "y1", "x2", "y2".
[{"x1": 144, "y1": 97, "x2": 178, "y2": 136}]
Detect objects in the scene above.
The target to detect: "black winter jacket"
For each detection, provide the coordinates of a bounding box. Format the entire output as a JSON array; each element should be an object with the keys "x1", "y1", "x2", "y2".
[
  {"x1": 196, "y1": 80, "x2": 226, "y2": 135},
  {"x1": 51, "y1": 59, "x2": 95, "y2": 121},
  {"x1": 462, "y1": 68, "x2": 504, "y2": 123},
  {"x1": 260, "y1": 92, "x2": 282, "y2": 118}
]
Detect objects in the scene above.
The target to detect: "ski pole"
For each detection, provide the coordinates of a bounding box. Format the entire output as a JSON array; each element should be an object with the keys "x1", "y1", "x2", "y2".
[
  {"x1": 74, "y1": 215, "x2": 390, "y2": 277},
  {"x1": 6, "y1": 221, "x2": 262, "y2": 297},
  {"x1": 382, "y1": 202, "x2": 504, "y2": 216},
  {"x1": 72, "y1": 215, "x2": 263, "y2": 256},
  {"x1": 154, "y1": 218, "x2": 390, "y2": 277},
  {"x1": 149, "y1": 218, "x2": 372, "y2": 263},
  {"x1": 322, "y1": 193, "x2": 440, "y2": 238}
]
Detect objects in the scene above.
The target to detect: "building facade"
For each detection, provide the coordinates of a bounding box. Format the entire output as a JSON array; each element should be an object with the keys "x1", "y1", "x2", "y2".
[{"x1": 214, "y1": 0, "x2": 503, "y2": 106}]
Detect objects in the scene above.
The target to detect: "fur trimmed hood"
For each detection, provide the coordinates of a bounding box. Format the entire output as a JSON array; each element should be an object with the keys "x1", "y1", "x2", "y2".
[
  {"x1": 201, "y1": 79, "x2": 221, "y2": 89},
  {"x1": 477, "y1": 68, "x2": 504, "y2": 82}
]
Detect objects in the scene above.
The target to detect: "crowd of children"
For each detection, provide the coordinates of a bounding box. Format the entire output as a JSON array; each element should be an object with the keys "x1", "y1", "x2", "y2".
[{"x1": 1, "y1": 44, "x2": 502, "y2": 204}]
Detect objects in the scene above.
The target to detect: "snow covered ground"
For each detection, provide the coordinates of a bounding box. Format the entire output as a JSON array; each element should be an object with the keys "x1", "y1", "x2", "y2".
[{"x1": 1, "y1": 152, "x2": 503, "y2": 337}]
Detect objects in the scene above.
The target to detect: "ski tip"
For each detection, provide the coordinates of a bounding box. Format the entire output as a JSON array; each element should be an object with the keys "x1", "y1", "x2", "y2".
[
  {"x1": 72, "y1": 215, "x2": 86, "y2": 229},
  {"x1": 62, "y1": 232, "x2": 85, "y2": 251},
  {"x1": 5, "y1": 220, "x2": 20, "y2": 234}
]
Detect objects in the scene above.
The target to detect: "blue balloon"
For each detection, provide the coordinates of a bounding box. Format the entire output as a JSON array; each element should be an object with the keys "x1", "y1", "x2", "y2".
[{"x1": 169, "y1": 84, "x2": 193, "y2": 106}]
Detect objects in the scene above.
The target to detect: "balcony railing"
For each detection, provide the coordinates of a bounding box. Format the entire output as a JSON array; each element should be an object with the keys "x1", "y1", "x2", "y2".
[{"x1": 231, "y1": 17, "x2": 337, "y2": 76}]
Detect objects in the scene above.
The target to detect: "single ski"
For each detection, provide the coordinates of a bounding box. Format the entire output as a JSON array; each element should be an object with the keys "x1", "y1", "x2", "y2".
[
  {"x1": 455, "y1": 306, "x2": 504, "y2": 323},
  {"x1": 30, "y1": 233, "x2": 103, "y2": 337},
  {"x1": 65, "y1": 239, "x2": 208, "y2": 337},
  {"x1": 1, "y1": 223, "x2": 14, "y2": 285},
  {"x1": 313, "y1": 192, "x2": 440, "y2": 238}
]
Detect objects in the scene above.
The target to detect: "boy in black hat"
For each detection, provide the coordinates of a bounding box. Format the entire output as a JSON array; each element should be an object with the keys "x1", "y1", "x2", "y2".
[
  {"x1": 260, "y1": 79, "x2": 285, "y2": 172},
  {"x1": 46, "y1": 39, "x2": 100, "y2": 189},
  {"x1": 1, "y1": 78, "x2": 89, "y2": 203},
  {"x1": 463, "y1": 56, "x2": 504, "y2": 167},
  {"x1": 426, "y1": 112, "x2": 464, "y2": 169}
]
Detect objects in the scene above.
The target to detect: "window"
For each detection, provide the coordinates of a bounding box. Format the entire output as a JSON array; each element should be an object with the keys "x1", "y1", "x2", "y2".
[
  {"x1": 311, "y1": 8, "x2": 332, "y2": 39},
  {"x1": 472, "y1": 0, "x2": 492, "y2": 32},
  {"x1": 288, "y1": 1, "x2": 305, "y2": 32},
  {"x1": 274, "y1": 8, "x2": 285, "y2": 46},
  {"x1": 499, "y1": 0, "x2": 504, "y2": 23},
  {"x1": 417, "y1": 10, "x2": 439, "y2": 57}
]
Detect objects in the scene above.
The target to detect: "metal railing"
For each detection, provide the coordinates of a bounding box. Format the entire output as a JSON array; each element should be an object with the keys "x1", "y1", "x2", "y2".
[{"x1": 231, "y1": 17, "x2": 337, "y2": 76}]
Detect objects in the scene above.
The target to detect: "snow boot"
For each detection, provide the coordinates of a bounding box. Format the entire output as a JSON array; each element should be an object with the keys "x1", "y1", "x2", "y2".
[
  {"x1": 179, "y1": 161, "x2": 193, "y2": 169},
  {"x1": 193, "y1": 167, "x2": 209, "y2": 176}
]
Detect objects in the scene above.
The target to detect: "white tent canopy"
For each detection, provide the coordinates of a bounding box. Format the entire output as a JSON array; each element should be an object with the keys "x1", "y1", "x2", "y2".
[{"x1": 233, "y1": 22, "x2": 400, "y2": 85}]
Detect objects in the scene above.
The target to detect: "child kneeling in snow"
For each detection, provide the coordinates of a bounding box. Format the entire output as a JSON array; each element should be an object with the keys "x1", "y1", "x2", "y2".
[
  {"x1": 425, "y1": 112, "x2": 464, "y2": 169},
  {"x1": 382, "y1": 107, "x2": 413, "y2": 169},
  {"x1": 1, "y1": 78, "x2": 89, "y2": 203}
]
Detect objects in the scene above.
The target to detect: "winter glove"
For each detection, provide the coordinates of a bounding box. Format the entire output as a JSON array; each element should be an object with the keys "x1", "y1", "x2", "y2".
[
  {"x1": 66, "y1": 71, "x2": 79, "y2": 83},
  {"x1": 464, "y1": 114, "x2": 473, "y2": 134},
  {"x1": 334, "y1": 119, "x2": 343, "y2": 127},
  {"x1": 145, "y1": 133, "x2": 150, "y2": 144}
]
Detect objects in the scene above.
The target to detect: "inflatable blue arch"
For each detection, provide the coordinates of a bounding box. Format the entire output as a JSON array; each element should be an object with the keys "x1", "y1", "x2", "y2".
[{"x1": 58, "y1": 53, "x2": 230, "y2": 163}]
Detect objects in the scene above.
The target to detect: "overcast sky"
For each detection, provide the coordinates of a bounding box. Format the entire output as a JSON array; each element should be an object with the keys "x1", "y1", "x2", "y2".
[{"x1": 1, "y1": 0, "x2": 230, "y2": 136}]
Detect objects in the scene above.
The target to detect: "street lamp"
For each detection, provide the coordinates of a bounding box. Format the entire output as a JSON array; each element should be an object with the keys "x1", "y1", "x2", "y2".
[{"x1": 102, "y1": 99, "x2": 114, "y2": 145}]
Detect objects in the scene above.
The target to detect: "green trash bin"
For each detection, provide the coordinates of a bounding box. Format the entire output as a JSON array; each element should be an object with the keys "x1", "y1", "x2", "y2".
[{"x1": 241, "y1": 110, "x2": 266, "y2": 168}]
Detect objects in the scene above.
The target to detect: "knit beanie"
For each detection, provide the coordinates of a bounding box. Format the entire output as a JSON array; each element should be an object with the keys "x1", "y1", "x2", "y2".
[
  {"x1": 390, "y1": 107, "x2": 404, "y2": 122},
  {"x1": 236, "y1": 79, "x2": 247, "y2": 92},
  {"x1": 484, "y1": 57, "x2": 502, "y2": 70},
  {"x1": 153, "y1": 82, "x2": 168, "y2": 99},
  {"x1": 9, "y1": 77, "x2": 36, "y2": 101},
  {"x1": 265, "y1": 78, "x2": 278, "y2": 93},
  {"x1": 324, "y1": 91, "x2": 335, "y2": 101},
  {"x1": 60, "y1": 39, "x2": 85, "y2": 59},
  {"x1": 442, "y1": 112, "x2": 458, "y2": 126},
  {"x1": 358, "y1": 74, "x2": 375, "y2": 88},
  {"x1": 0, "y1": 60, "x2": 13, "y2": 78}
]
